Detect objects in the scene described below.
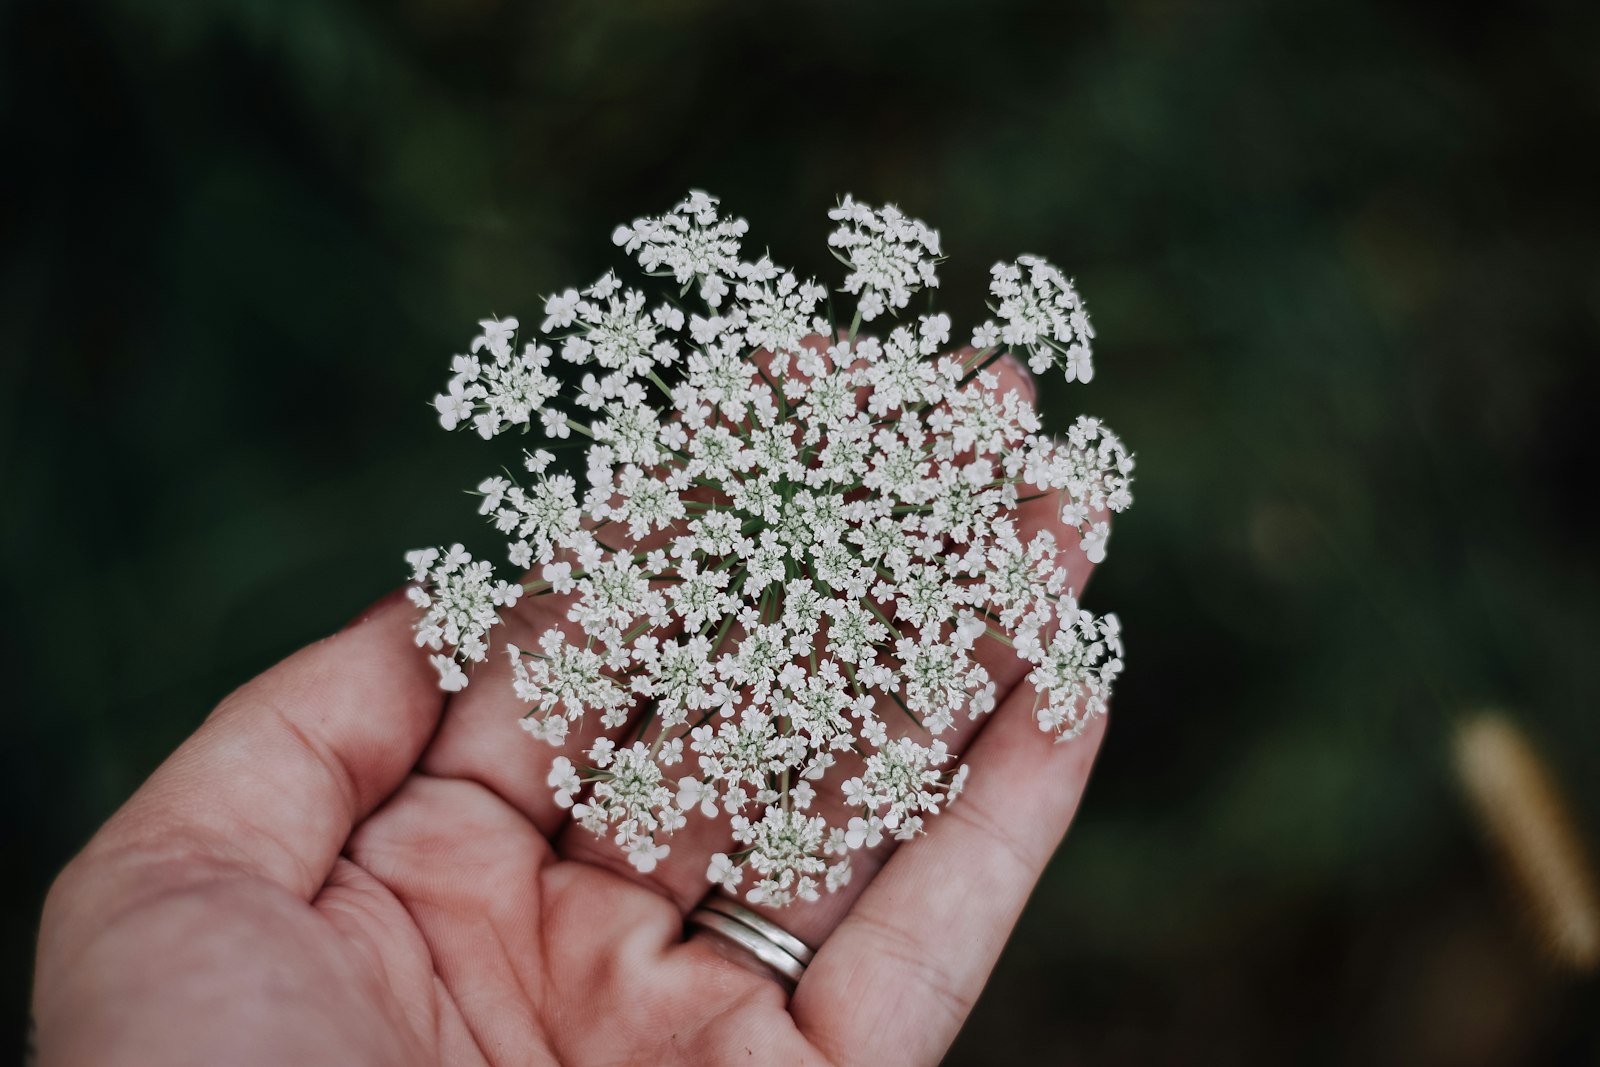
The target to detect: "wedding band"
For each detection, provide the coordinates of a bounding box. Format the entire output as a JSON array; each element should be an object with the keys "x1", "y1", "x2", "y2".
[
  {"x1": 687, "y1": 898, "x2": 813, "y2": 985},
  {"x1": 699, "y1": 897, "x2": 815, "y2": 966}
]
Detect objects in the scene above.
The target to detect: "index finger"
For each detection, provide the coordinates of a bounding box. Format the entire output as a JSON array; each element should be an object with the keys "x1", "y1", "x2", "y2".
[{"x1": 73, "y1": 591, "x2": 445, "y2": 901}]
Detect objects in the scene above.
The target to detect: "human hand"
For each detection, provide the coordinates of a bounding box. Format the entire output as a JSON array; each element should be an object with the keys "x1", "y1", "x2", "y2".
[{"x1": 33, "y1": 359, "x2": 1106, "y2": 1067}]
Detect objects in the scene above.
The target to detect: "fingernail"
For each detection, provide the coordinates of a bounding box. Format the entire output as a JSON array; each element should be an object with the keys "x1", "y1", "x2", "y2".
[{"x1": 995, "y1": 349, "x2": 1039, "y2": 405}]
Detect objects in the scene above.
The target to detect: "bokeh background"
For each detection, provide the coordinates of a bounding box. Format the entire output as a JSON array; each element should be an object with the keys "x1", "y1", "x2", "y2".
[{"x1": 4, "y1": 1, "x2": 1599, "y2": 1062}]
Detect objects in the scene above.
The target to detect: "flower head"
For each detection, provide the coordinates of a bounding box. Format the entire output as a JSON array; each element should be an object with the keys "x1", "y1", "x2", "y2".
[
  {"x1": 973, "y1": 255, "x2": 1096, "y2": 381},
  {"x1": 827, "y1": 195, "x2": 943, "y2": 322},
  {"x1": 406, "y1": 193, "x2": 1135, "y2": 904}
]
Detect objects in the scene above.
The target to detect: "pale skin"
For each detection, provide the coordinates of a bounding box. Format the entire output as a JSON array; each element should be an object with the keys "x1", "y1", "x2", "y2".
[{"x1": 33, "y1": 357, "x2": 1107, "y2": 1066}]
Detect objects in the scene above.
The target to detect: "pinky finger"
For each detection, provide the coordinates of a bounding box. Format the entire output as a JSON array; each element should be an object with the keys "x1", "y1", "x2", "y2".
[{"x1": 789, "y1": 682, "x2": 1108, "y2": 1067}]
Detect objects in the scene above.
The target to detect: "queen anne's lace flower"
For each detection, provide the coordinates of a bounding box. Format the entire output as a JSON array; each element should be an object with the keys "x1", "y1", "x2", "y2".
[
  {"x1": 827, "y1": 195, "x2": 942, "y2": 322},
  {"x1": 407, "y1": 191, "x2": 1134, "y2": 906},
  {"x1": 973, "y1": 255, "x2": 1097, "y2": 382}
]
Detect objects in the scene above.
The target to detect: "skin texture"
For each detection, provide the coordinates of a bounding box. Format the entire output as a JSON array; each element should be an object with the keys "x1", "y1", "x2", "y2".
[{"x1": 33, "y1": 356, "x2": 1107, "y2": 1066}]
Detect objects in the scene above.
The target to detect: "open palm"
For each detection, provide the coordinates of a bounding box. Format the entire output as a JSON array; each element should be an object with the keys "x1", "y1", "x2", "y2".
[{"x1": 34, "y1": 372, "x2": 1105, "y2": 1067}]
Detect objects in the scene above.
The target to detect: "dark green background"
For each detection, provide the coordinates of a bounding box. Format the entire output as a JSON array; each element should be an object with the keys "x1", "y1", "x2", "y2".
[{"x1": 4, "y1": 1, "x2": 1598, "y2": 1062}]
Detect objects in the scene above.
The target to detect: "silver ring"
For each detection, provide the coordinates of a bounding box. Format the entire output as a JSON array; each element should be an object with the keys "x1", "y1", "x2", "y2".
[{"x1": 687, "y1": 897, "x2": 813, "y2": 986}]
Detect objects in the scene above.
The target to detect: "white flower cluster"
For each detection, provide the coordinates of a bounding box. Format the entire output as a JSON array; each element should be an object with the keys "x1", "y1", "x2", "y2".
[
  {"x1": 408, "y1": 192, "x2": 1133, "y2": 906},
  {"x1": 827, "y1": 195, "x2": 942, "y2": 322},
  {"x1": 974, "y1": 255, "x2": 1097, "y2": 383}
]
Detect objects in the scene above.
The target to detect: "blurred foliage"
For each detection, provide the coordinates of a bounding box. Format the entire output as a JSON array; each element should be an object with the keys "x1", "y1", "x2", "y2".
[{"x1": 4, "y1": 0, "x2": 1599, "y2": 1062}]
